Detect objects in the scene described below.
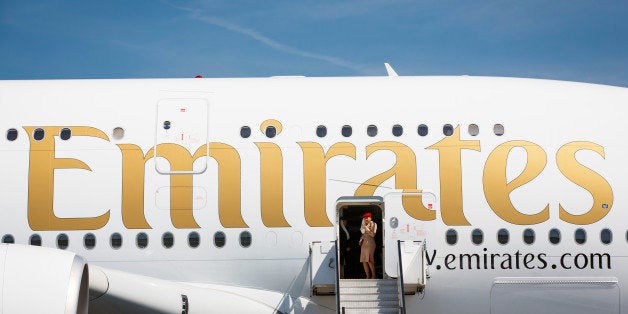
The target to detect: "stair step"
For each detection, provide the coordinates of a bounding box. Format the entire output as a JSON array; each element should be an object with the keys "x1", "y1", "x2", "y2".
[
  {"x1": 340, "y1": 286, "x2": 398, "y2": 294},
  {"x1": 340, "y1": 307, "x2": 400, "y2": 314},
  {"x1": 340, "y1": 279, "x2": 397, "y2": 287},
  {"x1": 340, "y1": 300, "x2": 399, "y2": 308},
  {"x1": 340, "y1": 294, "x2": 398, "y2": 301}
]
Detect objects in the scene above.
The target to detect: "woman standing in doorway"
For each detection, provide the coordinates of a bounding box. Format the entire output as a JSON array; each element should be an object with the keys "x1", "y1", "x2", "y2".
[{"x1": 359, "y1": 212, "x2": 377, "y2": 279}]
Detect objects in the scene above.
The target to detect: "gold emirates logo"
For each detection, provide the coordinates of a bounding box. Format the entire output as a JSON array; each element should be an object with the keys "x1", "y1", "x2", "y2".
[{"x1": 22, "y1": 125, "x2": 613, "y2": 231}]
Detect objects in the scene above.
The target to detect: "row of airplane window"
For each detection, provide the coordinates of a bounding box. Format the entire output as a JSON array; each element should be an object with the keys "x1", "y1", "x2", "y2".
[
  {"x1": 241, "y1": 123, "x2": 505, "y2": 138},
  {"x1": 4, "y1": 128, "x2": 69, "y2": 141},
  {"x1": 4, "y1": 123, "x2": 506, "y2": 142},
  {"x1": 446, "y1": 228, "x2": 614, "y2": 246},
  {"x1": 0, "y1": 228, "x2": 616, "y2": 249},
  {"x1": 4, "y1": 127, "x2": 117, "y2": 142},
  {"x1": 0, "y1": 231, "x2": 252, "y2": 250}
]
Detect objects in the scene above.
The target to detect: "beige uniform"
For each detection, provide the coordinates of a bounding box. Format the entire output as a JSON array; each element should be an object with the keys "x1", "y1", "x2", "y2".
[{"x1": 360, "y1": 221, "x2": 377, "y2": 263}]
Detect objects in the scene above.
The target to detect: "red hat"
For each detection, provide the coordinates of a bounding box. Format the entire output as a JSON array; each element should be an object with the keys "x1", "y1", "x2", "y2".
[{"x1": 362, "y1": 212, "x2": 372, "y2": 218}]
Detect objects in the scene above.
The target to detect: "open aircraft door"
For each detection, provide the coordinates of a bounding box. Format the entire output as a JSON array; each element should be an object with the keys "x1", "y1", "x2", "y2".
[{"x1": 383, "y1": 191, "x2": 436, "y2": 293}]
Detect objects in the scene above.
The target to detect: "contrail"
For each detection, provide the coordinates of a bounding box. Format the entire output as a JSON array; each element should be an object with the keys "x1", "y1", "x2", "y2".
[{"x1": 172, "y1": 4, "x2": 365, "y2": 72}]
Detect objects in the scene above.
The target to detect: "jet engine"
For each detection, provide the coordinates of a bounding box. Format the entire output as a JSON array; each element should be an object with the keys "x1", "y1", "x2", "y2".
[{"x1": 0, "y1": 244, "x2": 89, "y2": 314}]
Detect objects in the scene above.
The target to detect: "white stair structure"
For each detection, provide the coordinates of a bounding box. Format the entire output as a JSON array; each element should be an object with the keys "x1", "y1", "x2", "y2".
[
  {"x1": 310, "y1": 193, "x2": 433, "y2": 313},
  {"x1": 339, "y1": 279, "x2": 400, "y2": 313},
  {"x1": 309, "y1": 239, "x2": 426, "y2": 313}
]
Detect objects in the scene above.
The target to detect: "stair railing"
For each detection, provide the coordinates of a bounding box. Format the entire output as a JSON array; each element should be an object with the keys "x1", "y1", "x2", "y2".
[
  {"x1": 397, "y1": 240, "x2": 407, "y2": 314},
  {"x1": 334, "y1": 239, "x2": 341, "y2": 313}
]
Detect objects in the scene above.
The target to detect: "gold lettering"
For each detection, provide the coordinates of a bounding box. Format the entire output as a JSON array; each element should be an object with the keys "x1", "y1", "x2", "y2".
[
  {"x1": 118, "y1": 144, "x2": 152, "y2": 229},
  {"x1": 557, "y1": 141, "x2": 613, "y2": 224},
  {"x1": 195, "y1": 143, "x2": 247, "y2": 228},
  {"x1": 255, "y1": 143, "x2": 289, "y2": 227},
  {"x1": 355, "y1": 142, "x2": 435, "y2": 221},
  {"x1": 483, "y1": 140, "x2": 549, "y2": 225},
  {"x1": 154, "y1": 144, "x2": 199, "y2": 229},
  {"x1": 25, "y1": 126, "x2": 110, "y2": 231},
  {"x1": 427, "y1": 126, "x2": 479, "y2": 225},
  {"x1": 298, "y1": 142, "x2": 356, "y2": 227},
  {"x1": 118, "y1": 142, "x2": 246, "y2": 229}
]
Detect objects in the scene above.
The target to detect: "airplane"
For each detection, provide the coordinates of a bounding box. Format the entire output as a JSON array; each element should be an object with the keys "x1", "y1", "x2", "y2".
[{"x1": 0, "y1": 65, "x2": 626, "y2": 313}]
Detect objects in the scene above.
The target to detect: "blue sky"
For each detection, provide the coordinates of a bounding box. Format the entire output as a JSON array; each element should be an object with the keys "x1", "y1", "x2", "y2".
[{"x1": 1, "y1": 1, "x2": 627, "y2": 86}]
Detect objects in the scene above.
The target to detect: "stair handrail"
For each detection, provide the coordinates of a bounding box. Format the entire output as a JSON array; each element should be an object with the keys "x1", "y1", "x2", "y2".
[
  {"x1": 308, "y1": 242, "x2": 314, "y2": 297},
  {"x1": 419, "y1": 240, "x2": 426, "y2": 292},
  {"x1": 334, "y1": 239, "x2": 341, "y2": 313},
  {"x1": 397, "y1": 240, "x2": 407, "y2": 314}
]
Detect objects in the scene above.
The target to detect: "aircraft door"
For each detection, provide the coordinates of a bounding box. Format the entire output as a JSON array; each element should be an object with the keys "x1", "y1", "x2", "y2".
[
  {"x1": 336, "y1": 197, "x2": 384, "y2": 279},
  {"x1": 155, "y1": 98, "x2": 209, "y2": 174},
  {"x1": 383, "y1": 191, "x2": 436, "y2": 284}
]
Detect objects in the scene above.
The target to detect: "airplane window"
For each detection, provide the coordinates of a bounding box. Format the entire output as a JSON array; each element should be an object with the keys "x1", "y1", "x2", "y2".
[
  {"x1": 341, "y1": 125, "x2": 352, "y2": 137},
  {"x1": 265, "y1": 126, "x2": 277, "y2": 138},
  {"x1": 162, "y1": 232, "x2": 174, "y2": 248},
  {"x1": 316, "y1": 125, "x2": 327, "y2": 138},
  {"x1": 2, "y1": 234, "x2": 14, "y2": 244},
  {"x1": 240, "y1": 231, "x2": 252, "y2": 248},
  {"x1": 188, "y1": 232, "x2": 200, "y2": 248},
  {"x1": 493, "y1": 124, "x2": 505, "y2": 136},
  {"x1": 136, "y1": 232, "x2": 148, "y2": 249},
  {"x1": 110, "y1": 233, "x2": 122, "y2": 249},
  {"x1": 601, "y1": 229, "x2": 612, "y2": 244},
  {"x1": 417, "y1": 124, "x2": 429, "y2": 137},
  {"x1": 214, "y1": 231, "x2": 226, "y2": 248},
  {"x1": 443, "y1": 124, "x2": 454, "y2": 136},
  {"x1": 60, "y1": 128, "x2": 72, "y2": 140},
  {"x1": 471, "y1": 229, "x2": 483, "y2": 245},
  {"x1": 497, "y1": 228, "x2": 509, "y2": 245},
  {"x1": 33, "y1": 128, "x2": 45, "y2": 141},
  {"x1": 112, "y1": 127, "x2": 125, "y2": 140},
  {"x1": 84, "y1": 233, "x2": 96, "y2": 249},
  {"x1": 575, "y1": 228, "x2": 586, "y2": 245},
  {"x1": 392, "y1": 124, "x2": 403, "y2": 137},
  {"x1": 240, "y1": 126, "x2": 251, "y2": 138},
  {"x1": 30, "y1": 234, "x2": 42, "y2": 246},
  {"x1": 57, "y1": 233, "x2": 69, "y2": 249},
  {"x1": 163, "y1": 121, "x2": 171, "y2": 130},
  {"x1": 549, "y1": 229, "x2": 561, "y2": 245},
  {"x1": 468, "y1": 124, "x2": 479, "y2": 136},
  {"x1": 6, "y1": 128, "x2": 18, "y2": 141},
  {"x1": 367, "y1": 125, "x2": 378, "y2": 137},
  {"x1": 446, "y1": 229, "x2": 457, "y2": 245},
  {"x1": 523, "y1": 229, "x2": 535, "y2": 245}
]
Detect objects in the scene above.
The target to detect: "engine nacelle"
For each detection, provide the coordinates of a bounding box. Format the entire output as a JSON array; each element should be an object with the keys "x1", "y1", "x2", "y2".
[{"x1": 0, "y1": 244, "x2": 88, "y2": 314}]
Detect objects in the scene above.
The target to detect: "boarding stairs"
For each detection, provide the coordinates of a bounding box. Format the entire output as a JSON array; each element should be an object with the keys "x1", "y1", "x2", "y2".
[
  {"x1": 338, "y1": 279, "x2": 400, "y2": 313},
  {"x1": 309, "y1": 192, "x2": 432, "y2": 313},
  {"x1": 310, "y1": 240, "x2": 426, "y2": 314}
]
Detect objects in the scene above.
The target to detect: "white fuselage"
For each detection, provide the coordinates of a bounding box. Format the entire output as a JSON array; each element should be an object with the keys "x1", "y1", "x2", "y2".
[{"x1": 1, "y1": 76, "x2": 627, "y2": 313}]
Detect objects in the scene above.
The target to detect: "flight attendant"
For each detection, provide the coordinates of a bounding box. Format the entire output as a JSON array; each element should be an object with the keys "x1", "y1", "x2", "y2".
[{"x1": 359, "y1": 212, "x2": 377, "y2": 279}]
